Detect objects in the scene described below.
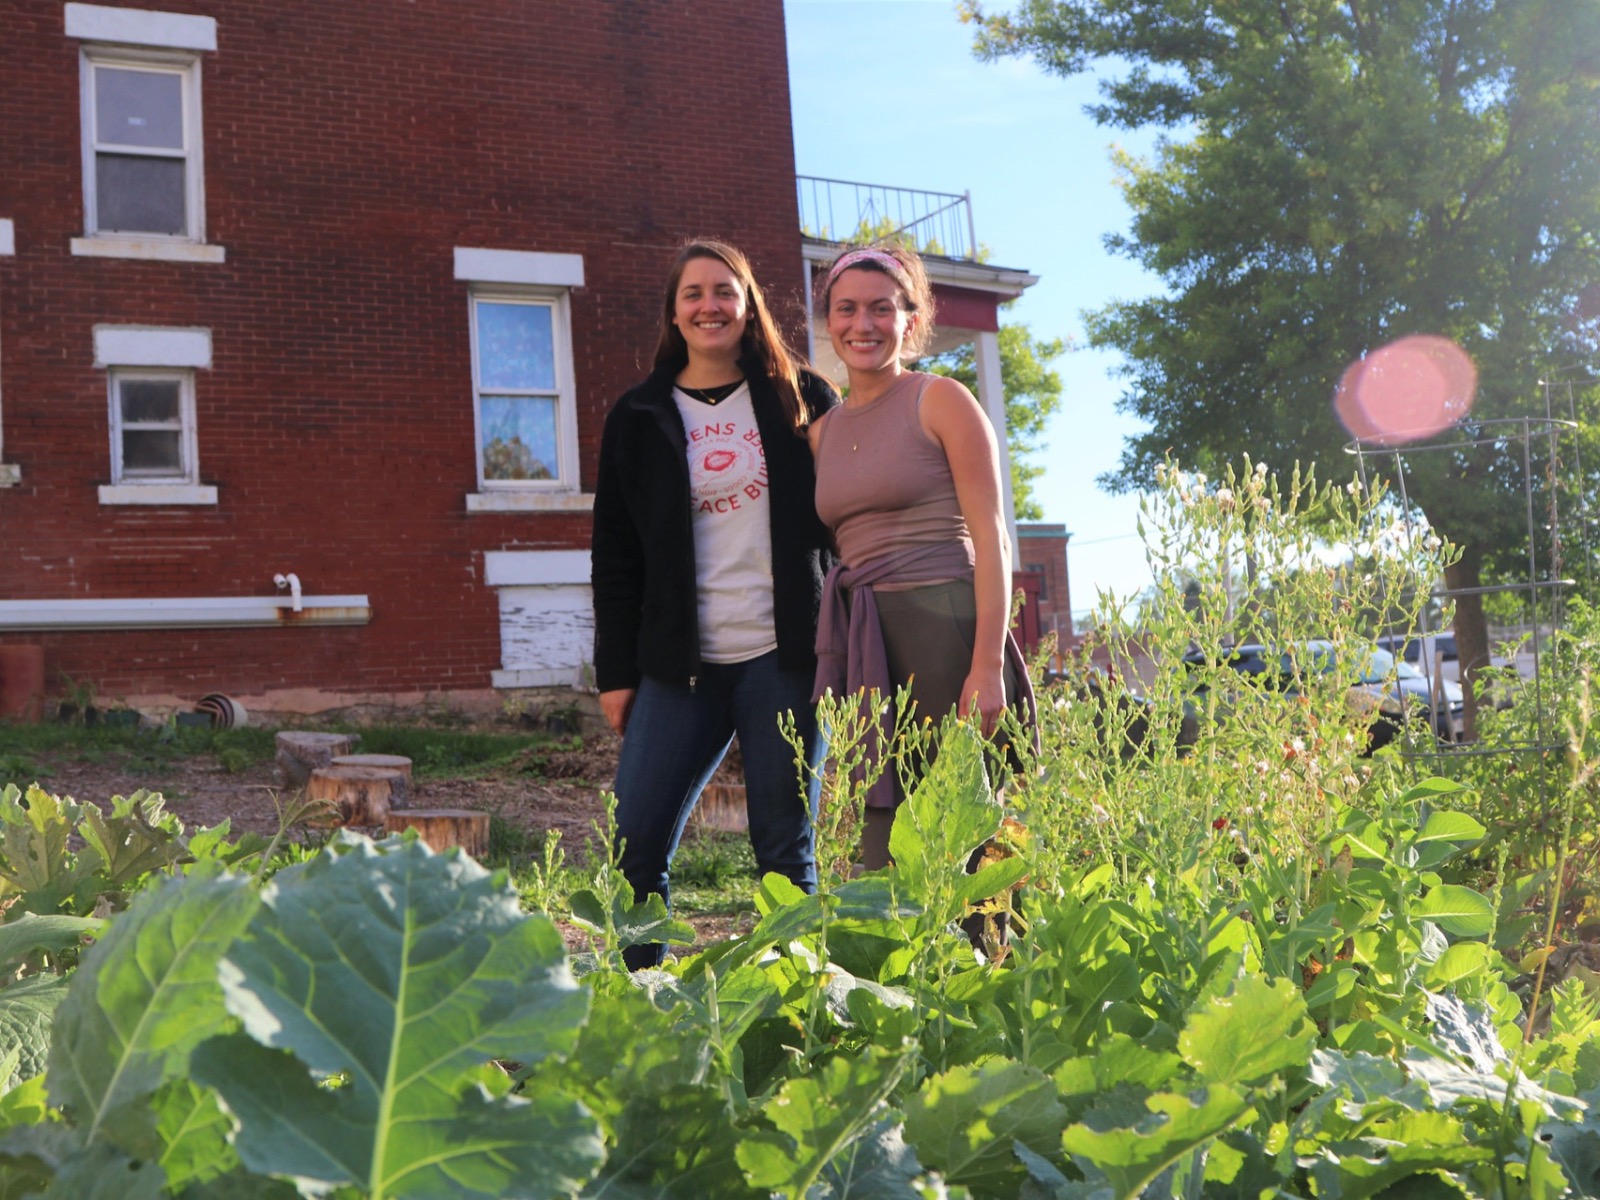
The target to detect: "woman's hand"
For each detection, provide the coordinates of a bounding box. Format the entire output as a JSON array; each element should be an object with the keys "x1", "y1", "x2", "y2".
[
  {"x1": 959, "y1": 664, "x2": 1008, "y2": 738},
  {"x1": 599, "y1": 688, "x2": 637, "y2": 737}
]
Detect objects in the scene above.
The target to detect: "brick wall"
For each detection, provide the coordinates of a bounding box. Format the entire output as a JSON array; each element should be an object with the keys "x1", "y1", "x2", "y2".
[
  {"x1": 0, "y1": 0, "x2": 806, "y2": 707},
  {"x1": 1016, "y1": 523, "x2": 1073, "y2": 654}
]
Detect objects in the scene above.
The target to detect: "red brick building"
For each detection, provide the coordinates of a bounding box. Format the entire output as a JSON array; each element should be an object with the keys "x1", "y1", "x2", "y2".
[
  {"x1": 1016, "y1": 522, "x2": 1073, "y2": 658},
  {"x1": 0, "y1": 2, "x2": 1040, "y2": 718}
]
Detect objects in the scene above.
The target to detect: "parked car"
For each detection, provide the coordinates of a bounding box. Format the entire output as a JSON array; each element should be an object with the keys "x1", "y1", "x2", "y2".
[
  {"x1": 1182, "y1": 640, "x2": 1464, "y2": 750},
  {"x1": 1375, "y1": 631, "x2": 1461, "y2": 685}
]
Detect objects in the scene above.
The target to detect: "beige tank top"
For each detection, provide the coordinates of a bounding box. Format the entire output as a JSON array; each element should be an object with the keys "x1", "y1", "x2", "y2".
[{"x1": 814, "y1": 371, "x2": 974, "y2": 570}]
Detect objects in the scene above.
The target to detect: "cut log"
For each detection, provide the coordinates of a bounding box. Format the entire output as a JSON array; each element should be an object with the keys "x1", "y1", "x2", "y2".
[
  {"x1": 693, "y1": 783, "x2": 748, "y2": 833},
  {"x1": 307, "y1": 765, "x2": 406, "y2": 826},
  {"x1": 331, "y1": 753, "x2": 414, "y2": 803},
  {"x1": 275, "y1": 731, "x2": 356, "y2": 789},
  {"x1": 384, "y1": 808, "x2": 491, "y2": 858}
]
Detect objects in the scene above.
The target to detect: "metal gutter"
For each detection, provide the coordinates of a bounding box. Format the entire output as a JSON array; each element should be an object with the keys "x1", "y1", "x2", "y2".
[{"x1": 0, "y1": 596, "x2": 372, "y2": 631}]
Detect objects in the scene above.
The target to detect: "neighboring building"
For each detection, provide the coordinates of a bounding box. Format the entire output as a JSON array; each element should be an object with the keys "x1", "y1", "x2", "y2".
[
  {"x1": 1016, "y1": 522, "x2": 1073, "y2": 658},
  {"x1": 0, "y1": 2, "x2": 1038, "y2": 717}
]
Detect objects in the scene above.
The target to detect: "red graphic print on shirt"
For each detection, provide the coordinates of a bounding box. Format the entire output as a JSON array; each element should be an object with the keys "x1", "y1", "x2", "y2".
[{"x1": 685, "y1": 419, "x2": 768, "y2": 515}]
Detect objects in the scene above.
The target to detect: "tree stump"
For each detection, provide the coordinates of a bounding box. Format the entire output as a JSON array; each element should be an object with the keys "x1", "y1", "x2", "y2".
[
  {"x1": 384, "y1": 809, "x2": 491, "y2": 858},
  {"x1": 331, "y1": 754, "x2": 414, "y2": 803},
  {"x1": 308, "y1": 765, "x2": 406, "y2": 826},
  {"x1": 275, "y1": 731, "x2": 357, "y2": 789},
  {"x1": 693, "y1": 783, "x2": 748, "y2": 833}
]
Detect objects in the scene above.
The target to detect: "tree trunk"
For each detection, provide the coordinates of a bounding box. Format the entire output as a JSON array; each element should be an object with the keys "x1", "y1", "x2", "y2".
[
  {"x1": 274, "y1": 731, "x2": 357, "y2": 789},
  {"x1": 308, "y1": 765, "x2": 406, "y2": 825},
  {"x1": 1445, "y1": 547, "x2": 1491, "y2": 742},
  {"x1": 384, "y1": 809, "x2": 491, "y2": 858}
]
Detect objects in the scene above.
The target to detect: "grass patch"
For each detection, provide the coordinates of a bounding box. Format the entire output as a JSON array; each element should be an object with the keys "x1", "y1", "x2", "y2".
[
  {"x1": 343, "y1": 727, "x2": 550, "y2": 779},
  {"x1": 670, "y1": 829, "x2": 760, "y2": 916}
]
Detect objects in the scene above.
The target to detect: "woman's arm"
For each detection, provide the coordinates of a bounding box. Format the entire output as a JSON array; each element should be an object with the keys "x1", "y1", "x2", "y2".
[
  {"x1": 920, "y1": 375, "x2": 1011, "y2": 736},
  {"x1": 590, "y1": 406, "x2": 647, "y2": 734}
]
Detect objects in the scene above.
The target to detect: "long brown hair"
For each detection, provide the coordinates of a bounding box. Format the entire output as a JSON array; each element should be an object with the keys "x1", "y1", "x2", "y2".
[{"x1": 653, "y1": 238, "x2": 809, "y2": 433}]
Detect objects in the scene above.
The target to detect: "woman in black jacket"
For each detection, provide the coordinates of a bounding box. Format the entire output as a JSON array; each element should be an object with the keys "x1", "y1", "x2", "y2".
[{"x1": 591, "y1": 238, "x2": 837, "y2": 969}]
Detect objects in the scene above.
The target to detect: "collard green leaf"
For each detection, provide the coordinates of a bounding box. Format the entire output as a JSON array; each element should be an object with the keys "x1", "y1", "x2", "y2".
[
  {"x1": 0, "y1": 975, "x2": 68, "y2": 1089},
  {"x1": 568, "y1": 886, "x2": 695, "y2": 952},
  {"x1": 36, "y1": 1138, "x2": 167, "y2": 1200},
  {"x1": 888, "y1": 725, "x2": 1000, "y2": 907},
  {"x1": 0, "y1": 787, "x2": 86, "y2": 915},
  {"x1": 1178, "y1": 975, "x2": 1316, "y2": 1087},
  {"x1": 1416, "y1": 885, "x2": 1495, "y2": 938},
  {"x1": 77, "y1": 792, "x2": 188, "y2": 892},
  {"x1": 154, "y1": 1078, "x2": 240, "y2": 1191},
  {"x1": 902, "y1": 1059, "x2": 1067, "y2": 1193},
  {"x1": 821, "y1": 1117, "x2": 928, "y2": 1200},
  {"x1": 48, "y1": 865, "x2": 259, "y2": 1156},
  {"x1": 1423, "y1": 993, "x2": 1507, "y2": 1072},
  {"x1": 736, "y1": 1048, "x2": 911, "y2": 1200},
  {"x1": 586, "y1": 1083, "x2": 755, "y2": 1200},
  {"x1": 1060, "y1": 1086, "x2": 1253, "y2": 1200},
  {"x1": 195, "y1": 833, "x2": 600, "y2": 1199},
  {"x1": 0, "y1": 913, "x2": 101, "y2": 970},
  {"x1": 1306, "y1": 1049, "x2": 1428, "y2": 1116},
  {"x1": 1306, "y1": 1111, "x2": 1489, "y2": 1198}
]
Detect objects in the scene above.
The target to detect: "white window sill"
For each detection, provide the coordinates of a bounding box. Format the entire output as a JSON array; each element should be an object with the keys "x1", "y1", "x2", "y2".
[
  {"x1": 99, "y1": 483, "x2": 217, "y2": 506},
  {"x1": 466, "y1": 490, "x2": 593, "y2": 513},
  {"x1": 0, "y1": 464, "x2": 19, "y2": 487},
  {"x1": 72, "y1": 237, "x2": 226, "y2": 264}
]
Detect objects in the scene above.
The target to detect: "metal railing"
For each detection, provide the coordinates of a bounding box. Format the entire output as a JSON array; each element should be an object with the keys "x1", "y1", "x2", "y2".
[{"x1": 796, "y1": 175, "x2": 977, "y2": 261}]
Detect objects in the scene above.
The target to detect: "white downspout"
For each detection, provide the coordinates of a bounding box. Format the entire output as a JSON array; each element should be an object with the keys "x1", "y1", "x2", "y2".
[{"x1": 274, "y1": 573, "x2": 303, "y2": 612}]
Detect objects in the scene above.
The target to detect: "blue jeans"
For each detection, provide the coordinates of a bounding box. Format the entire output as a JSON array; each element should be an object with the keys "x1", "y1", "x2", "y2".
[{"x1": 612, "y1": 650, "x2": 822, "y2": 968}]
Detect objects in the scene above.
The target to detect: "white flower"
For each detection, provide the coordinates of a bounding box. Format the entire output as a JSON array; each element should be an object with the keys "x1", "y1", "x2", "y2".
[
  {"x1": 1346, "y1": 480, "x2": 1362, "y2": 496},
  {"x1": 1194, "y1": 472, "x2": 1208, "y2": 486},
  {"x1": 1424, "y1": 534, "x2": 1442, "y2": 551},
  {"x1": 1255, "y1": 462, "x2": 1269, "y2": 477},
  {"x1": 1091, "y1": 803, "x2": 1111, "y2": 824},
  {"x1": 1291, "y1": 737, "x2": 1306, "y2": 753},
  {"x1": 1256, "y1": 496, "x2": 1271, "y2": 512},
  {"x1": 1216, "y1": 487, "x2": 1235, "y2": 510}
]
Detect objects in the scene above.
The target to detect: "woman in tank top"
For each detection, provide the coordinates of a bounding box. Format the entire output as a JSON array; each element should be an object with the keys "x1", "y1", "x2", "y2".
[
  {"x1": 591, "y1": 239, "x2": 839, "y2": 969},
  {"x1": 809, "y1": 243, "x2": 1035, "y2": 870}
]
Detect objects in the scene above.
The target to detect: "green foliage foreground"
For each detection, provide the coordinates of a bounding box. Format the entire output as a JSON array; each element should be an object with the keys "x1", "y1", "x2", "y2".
[{"x1": 0, "y1": 726, "x2": 1598, "y2": 1198}]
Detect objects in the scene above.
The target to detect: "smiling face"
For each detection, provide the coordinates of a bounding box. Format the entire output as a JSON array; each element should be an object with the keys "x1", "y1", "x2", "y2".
[
  {"x1": 826, "y1": 267, "x2": 915, "y2": 375},
  {"x1": 672, "y1": 254, "x2": 750, "y2": 364}
]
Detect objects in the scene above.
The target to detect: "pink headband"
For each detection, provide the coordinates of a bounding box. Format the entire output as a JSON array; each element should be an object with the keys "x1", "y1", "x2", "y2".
[{"x1": 825, "y1": 248, "x2": 907, "y2": 286}]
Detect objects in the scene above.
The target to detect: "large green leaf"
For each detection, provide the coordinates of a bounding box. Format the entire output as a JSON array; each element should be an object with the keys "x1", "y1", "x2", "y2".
[
  {"x1": 193, "y1": 833, "x2": 600, "y2": 1199},
  {"x1": 888, "y1": 725, "x2": 1001, "y2": 910},
  {"x1": 1415, "y1": 885, "x2": 1495, "y2": 938},
  {"x1": 48, "y1": 865, "x2": 260, "y2": 1156},
  {"x1": 585, "y1": 1084, "x2": 754, "y2": 1200},
  {"x1": 902, "y1": 1059, "x2": 1067, "y2": 1193},
  {"x1": 76, "y1": 791, "x2": 188, "y2": 891},
  {"x1": 0, "y1": 975, "x2": 69, "y2": 1090},
  {"x1": 0, "y1": 913, "x2": 101, "y2": 969},
  {"x1": 821, "y1": 1117, "x2": 929, "y2": 1200},
  {"x1": 0, "y1": 787, "x2": 86, "y2": 915},
  {"x1": 1306, "y1": 1111, "x2": 1489, "y2": 1198},
  {"x1": 1060, "y1": 1086, "x2": 1254, "y2": 1200},
  {"x1": 736, "y1": 1049, "x2": 911, "y2": 1200},
  {"x1": 1178, "y1": 975, "x2": 1316, "y2": 1087}
]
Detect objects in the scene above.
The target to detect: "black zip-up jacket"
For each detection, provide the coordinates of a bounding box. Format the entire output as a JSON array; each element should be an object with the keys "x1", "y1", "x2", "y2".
[{"x1": 590, "y1": 358, "x2": 839, "y2": 693}]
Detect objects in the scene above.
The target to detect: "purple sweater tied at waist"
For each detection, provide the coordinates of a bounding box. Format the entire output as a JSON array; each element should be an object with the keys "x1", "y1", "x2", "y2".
[{"x1": 813, "y1": 541, "x2": 1038, "y2": 810}]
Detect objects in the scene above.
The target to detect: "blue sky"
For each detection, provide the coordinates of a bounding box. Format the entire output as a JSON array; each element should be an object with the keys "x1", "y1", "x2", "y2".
[{"x1": 785, "y1": 0, "x2": 1163, "y2": 618}]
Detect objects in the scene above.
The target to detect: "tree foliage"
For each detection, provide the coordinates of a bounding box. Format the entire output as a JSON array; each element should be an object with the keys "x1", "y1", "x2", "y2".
[{"x1": 961, "y1": 0, "x2": 1600, "y2": 705}]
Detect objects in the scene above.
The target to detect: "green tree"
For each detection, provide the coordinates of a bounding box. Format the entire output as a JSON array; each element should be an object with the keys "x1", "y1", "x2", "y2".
[
  {"x1": 919, "y1": 309, "x2": 1069, "y2": 519},
  {"x1": 961, "y1": 0, "x2": 1600, "y2": 724}
]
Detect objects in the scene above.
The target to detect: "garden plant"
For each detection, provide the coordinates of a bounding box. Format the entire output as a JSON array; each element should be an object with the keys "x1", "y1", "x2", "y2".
[{"x1": 0, "y1": 461, "x2": 1597, "y2": 1197}]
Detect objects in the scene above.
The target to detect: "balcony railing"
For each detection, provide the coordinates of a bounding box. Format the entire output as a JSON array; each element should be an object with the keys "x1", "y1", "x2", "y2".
[{"x1": 796, "y1": 175, "x2": 978, "y2": 261}]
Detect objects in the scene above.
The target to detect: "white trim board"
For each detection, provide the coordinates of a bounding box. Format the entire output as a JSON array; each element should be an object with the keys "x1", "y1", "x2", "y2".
[
  {"x1": 0, "y1": 595, "x2": 371, "y2": 630},
  {"x1": 94, "y1": 325, "x2": 211, "y2": 368},
  {"x1": 484, "y1": 550, "x2": 591, "y2": 587},
  {"x1": 65, "y1": 3, "x2": 217, "y2": 51},
  {"x1": 454, "y1": 247, "x2": 584, "y2": 288}
]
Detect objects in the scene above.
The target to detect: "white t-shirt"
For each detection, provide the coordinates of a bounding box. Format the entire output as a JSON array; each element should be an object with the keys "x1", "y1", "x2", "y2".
[{"x1": 673, "y1": 383, "x2": 778, "y2": 663}]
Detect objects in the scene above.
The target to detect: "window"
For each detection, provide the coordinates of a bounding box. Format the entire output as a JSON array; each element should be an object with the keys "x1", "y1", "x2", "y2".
[
  {"x1": 472, "y1": 295, "x2": 565, "y2": 485},
  {"x1": 66, "y1": 4, "x2": 221, "y2": 262},
  {"x1": 455, "y1": 247, "x2": 586, "y2": 511},
  {"x1": 109, "y1": 369, "x2": 194, "y2": 483},
  {"x1": 84, "y1": 54, "x2": 197, "y2": 238},
  {"x1": 93, "y1": 324, "x2": 215, "y2": 505}
]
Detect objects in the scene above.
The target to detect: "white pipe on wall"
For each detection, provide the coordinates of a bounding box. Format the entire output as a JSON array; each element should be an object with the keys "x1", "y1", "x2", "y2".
[{"x1": 0, "y1": 595, "x2": 370, "y2": 631}]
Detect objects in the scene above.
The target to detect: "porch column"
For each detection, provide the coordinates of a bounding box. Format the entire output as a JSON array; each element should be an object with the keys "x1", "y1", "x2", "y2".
[
  {"x1": 972, "y1": 329, "x2": 1018, "y2": 560},
  {"x1": 0, "y1": 218, "x2": 15, "y2": 486}
]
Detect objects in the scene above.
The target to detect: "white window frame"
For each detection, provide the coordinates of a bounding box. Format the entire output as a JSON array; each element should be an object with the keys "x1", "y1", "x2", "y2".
[
  {"x1": 455, "y1": 247, "x2": 588, "y2": 513},
  {"x1": 67, "y1": 4, "x2": 223, "y2": 264},
  {"x1": 108, "y1": 367, "x2": 196, "y2": 483},
  {"x1": 93, "y1": 323, "x2": 215, "y2": 505}
]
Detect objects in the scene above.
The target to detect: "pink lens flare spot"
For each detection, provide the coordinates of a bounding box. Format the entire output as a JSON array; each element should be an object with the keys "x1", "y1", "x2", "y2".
[{"x1": 1334, "y1": 334, "x2": 1477, "y2": 446}]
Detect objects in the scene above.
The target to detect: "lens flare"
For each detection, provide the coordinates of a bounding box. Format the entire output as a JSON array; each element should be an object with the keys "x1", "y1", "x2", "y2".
[{"x1": 1334, "y1": 334, "x2": 1477, "y2": 446}]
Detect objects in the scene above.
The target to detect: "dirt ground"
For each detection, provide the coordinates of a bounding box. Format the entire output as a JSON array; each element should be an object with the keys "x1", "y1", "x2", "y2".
[{"x1": 29, "y1": 731, "x2": 754, "y2": 953}]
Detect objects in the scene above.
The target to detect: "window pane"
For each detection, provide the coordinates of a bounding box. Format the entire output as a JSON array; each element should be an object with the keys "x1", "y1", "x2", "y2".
[
  {"x1": 122, "y1": 430, "x2": 182, "y2": 474},
  {"x1": 96, "y1": 67, "x2": 183, "y2": 149},
  {"x1": 120, "y1": 378, "x2": 180, "y2": 423},
  {"x1": 480, "y1": 395, "x2": 557, "y2": 481},
  {"x1": 477, "y1": 302, "x2": 555, "y2": 391},
  {"x1": 97, "y1": 154, "x2": 185, "y2": 234}
]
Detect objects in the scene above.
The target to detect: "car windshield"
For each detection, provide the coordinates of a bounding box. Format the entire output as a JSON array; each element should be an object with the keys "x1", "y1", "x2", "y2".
[{"x1": 1355, "y1": 647, "x2": 1424, "y2": 683}]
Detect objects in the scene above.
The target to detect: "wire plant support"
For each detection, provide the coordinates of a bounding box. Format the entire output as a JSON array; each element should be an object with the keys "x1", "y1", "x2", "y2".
[{"x1": 1344, "y1": 409, "x2": 1586, "y2": 778}]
